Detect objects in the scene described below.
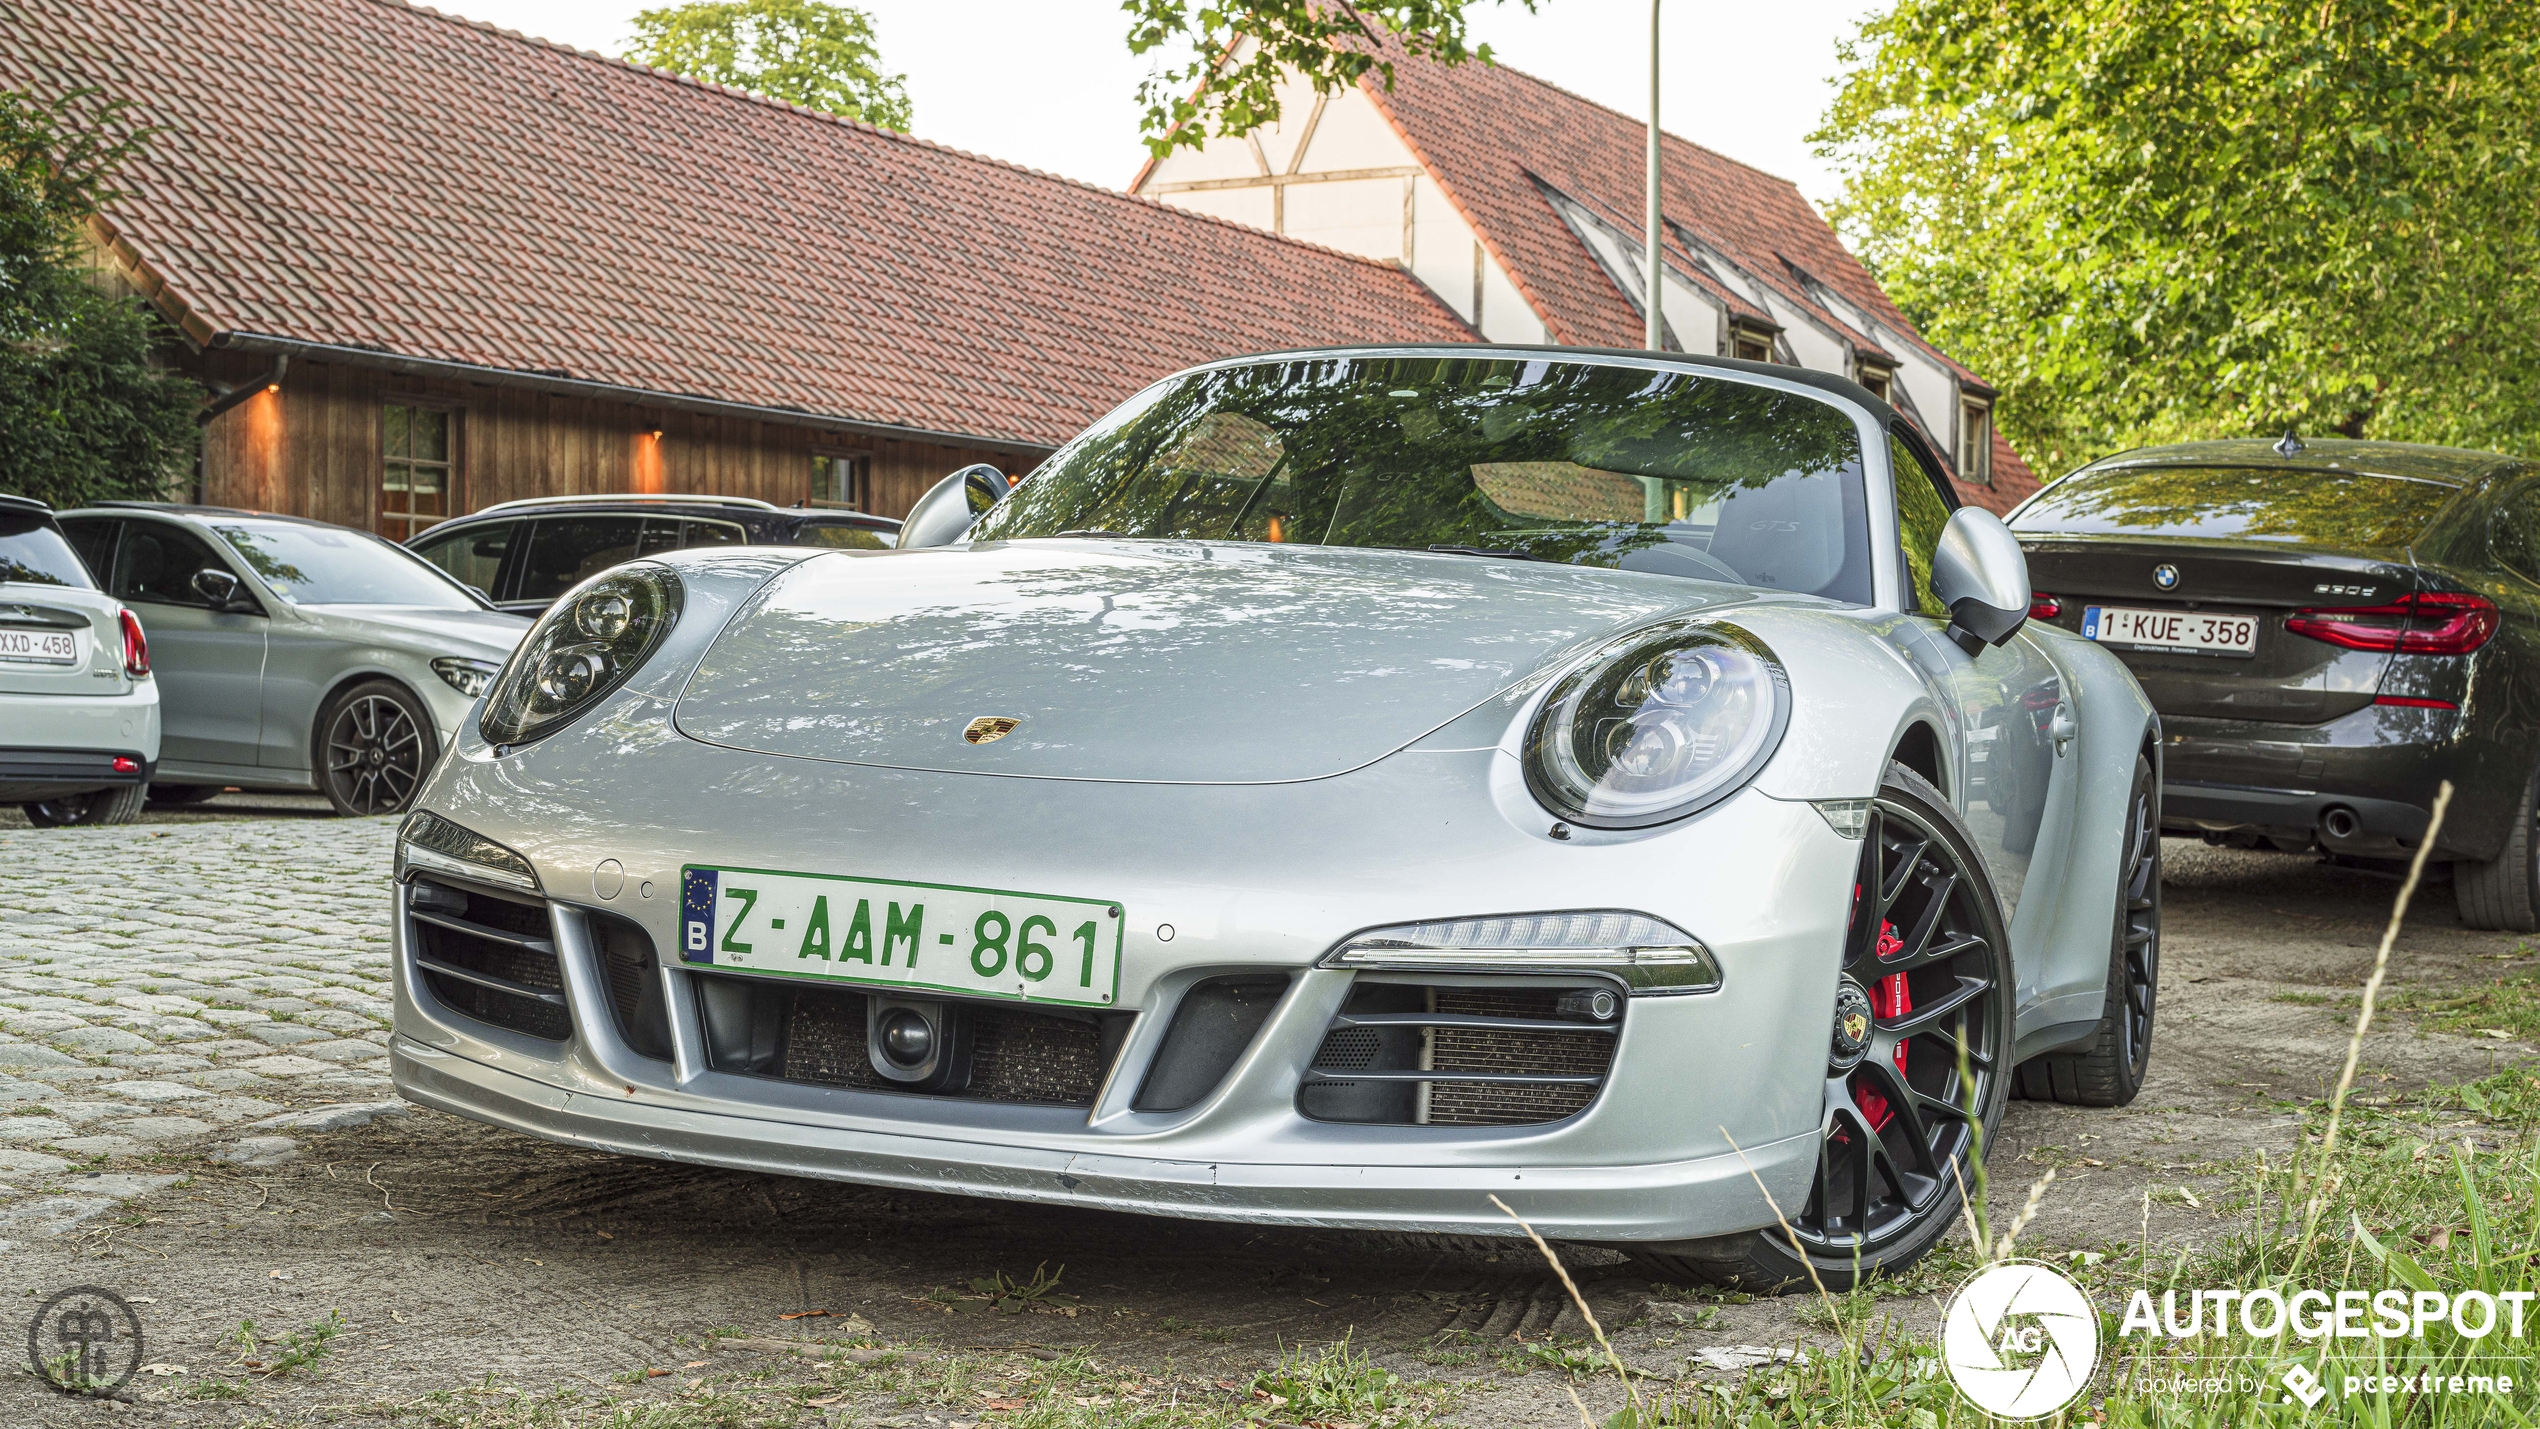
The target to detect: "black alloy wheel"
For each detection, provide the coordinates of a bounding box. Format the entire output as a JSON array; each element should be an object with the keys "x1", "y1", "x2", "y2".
[
  {"x1": 2017, "y1": 753, "x2": 2160, "y2": 1105},
  {"x1": 318, "y1": 680, "x2": 437, "y2": 817},
  {"x1": 1629, "y1": 763, "x2": 2012, "y2": 1291},
  {"x1": 22, "y1": 783, "x2": 150, "y2": 827}
]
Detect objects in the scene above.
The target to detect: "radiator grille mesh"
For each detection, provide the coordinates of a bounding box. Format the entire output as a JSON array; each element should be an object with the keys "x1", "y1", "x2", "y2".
[{"x1": 411, "y1": 885, "x2": 569, "y2": 1041}]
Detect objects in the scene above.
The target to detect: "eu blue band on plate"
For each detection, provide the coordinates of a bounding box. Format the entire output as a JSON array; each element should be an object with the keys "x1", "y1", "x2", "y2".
[{"x1": 681, "y1": 867, "x2": 718, "y2": 963}]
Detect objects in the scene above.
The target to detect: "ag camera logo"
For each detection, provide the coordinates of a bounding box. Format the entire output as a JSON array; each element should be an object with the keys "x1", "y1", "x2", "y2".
[{"x1": 1942, "y1": 1260, "x2": 2100, "y2": 1420}]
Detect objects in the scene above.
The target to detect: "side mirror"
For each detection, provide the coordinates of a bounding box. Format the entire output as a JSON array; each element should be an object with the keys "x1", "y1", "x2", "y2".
[
  {"x1": 1930, "y1": 507, "x2": 2031, "y2": 653},
  {"x1": 190, "y1": 567, "x2": 249, "y2": 611},
  {"x1": 897, "y1": 464, "x2": 1013, "y2": 549}
]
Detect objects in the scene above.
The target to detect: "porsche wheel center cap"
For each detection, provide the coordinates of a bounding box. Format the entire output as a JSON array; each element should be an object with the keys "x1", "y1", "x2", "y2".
[{"x1": 1829, "y1": 977, "x2": 1875, "y2": 1072}]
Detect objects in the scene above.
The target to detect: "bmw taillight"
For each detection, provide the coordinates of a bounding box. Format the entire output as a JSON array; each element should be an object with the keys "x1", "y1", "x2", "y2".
[
  {"x1": 2285, "y1": 592, "x2": 2497, "y2": 656},
  {"x1": 118, "y1": 608, "x2": 150, "y2": 676},
  {"x1": 2028, "y1": 592, "x2": 2063, "y2": 620}
]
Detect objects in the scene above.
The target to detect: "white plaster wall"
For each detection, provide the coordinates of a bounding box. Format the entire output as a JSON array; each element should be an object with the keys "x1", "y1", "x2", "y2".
[
  {"x1": 1298, "y1": 86, "x2": 1412, "y2": 172},
  {"x1": 1407, "y1": 175, "x2": 1480, "y2": 325},
  {"x1": 1254, "y1": 70, "x2": 1328, "y2": 174},
  {"x1": 1143, "y1": 139, "x2": 1263, "y2": 186},
  {"x1": 1155, "y1": 186, "x2": 1277, "y2": 231},
  {"x1": 1479, "y1": 253, "x2": 1547, "y2": 344},
  {"x1": 1283, "y1": 176, "x2": 1407, "y2": 262},
  {"x1": 1660, "y1": 269, "x2": 1724, "y2": 355},
  {"x1": 1758, "y1": 293, "x2": 1849, "y2": 374},
  {"x1": 1893, "y1": 346, "x2": 1959, "y2": 452}
]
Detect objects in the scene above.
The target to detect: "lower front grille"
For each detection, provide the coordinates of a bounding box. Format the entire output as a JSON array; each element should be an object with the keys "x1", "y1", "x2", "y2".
[
  {"x1": 701, "y1": 976, "x2": 1122, "y2": 1106},
  {"x1": 1300, "y1": 981, "x2": 1620, "y2": 1127},
  {"x1": 408, "y1": 878, "x2": 570, "y2": 1041}
]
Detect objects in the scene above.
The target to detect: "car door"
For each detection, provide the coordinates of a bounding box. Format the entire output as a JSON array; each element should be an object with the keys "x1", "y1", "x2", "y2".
[
  {"x1": 1887, "y1": 432, "x2": 2070, "y2": 930},
  {"x1": 106, "y1": 518, "x2": 268, "y2": 769}
]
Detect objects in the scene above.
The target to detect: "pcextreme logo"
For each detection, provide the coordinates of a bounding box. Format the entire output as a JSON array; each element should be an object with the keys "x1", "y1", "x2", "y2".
[{"x1": 1941, "y1": 1260, "x2": 2100, "y2": 1420}]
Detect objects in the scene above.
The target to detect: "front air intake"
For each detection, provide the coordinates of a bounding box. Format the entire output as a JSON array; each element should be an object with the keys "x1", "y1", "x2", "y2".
[
  {"x1": 1298, "y1": 979, "x2": 1619, "y2": 1127},
  {"x1": 407, "y1": 878, "x2": 569, "y2": 1041}
]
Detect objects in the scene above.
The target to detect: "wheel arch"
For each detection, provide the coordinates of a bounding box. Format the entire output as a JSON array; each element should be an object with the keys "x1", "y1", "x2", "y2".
[{"x1": 1888, "y1": 720, "x2": 1947, "y2": 800}]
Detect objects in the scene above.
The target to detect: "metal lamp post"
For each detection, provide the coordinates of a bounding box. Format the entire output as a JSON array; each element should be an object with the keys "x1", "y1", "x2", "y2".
[{"x1": 1644, "y1": 0, "x2": 1663, "y2": 351}]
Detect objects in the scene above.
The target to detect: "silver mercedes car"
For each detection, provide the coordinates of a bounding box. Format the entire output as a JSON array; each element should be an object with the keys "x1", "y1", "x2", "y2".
[
  {"x1": 56, "y1": 505, "x2": 531, "y2": 816},
  {"x1": 391, "y1": 347, "x2": 2160, "y2": 1289}
]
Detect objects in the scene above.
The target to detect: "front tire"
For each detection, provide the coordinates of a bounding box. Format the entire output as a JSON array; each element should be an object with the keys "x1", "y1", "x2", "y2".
[
  {"x1": 23, "y1": 784, "x2": 150, "y2": 827},
  {"x1": 1629, "y1": 762, "x2": 2013, "y2": 1292},
  {"x1": 2014, "y1": 754, "x2": 2159, "y2": 1106},
  {"x1": 316, "y1": 679, "x2": 437, "y2": 817},
  {"x1": 2455, "y1": 764, "x2": 2540, "y2": 932}
]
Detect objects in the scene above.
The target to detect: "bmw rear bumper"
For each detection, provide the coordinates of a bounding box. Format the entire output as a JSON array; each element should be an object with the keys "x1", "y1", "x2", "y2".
[{"x1": 2158, "y1": 704, "x2": 2485, "y2": 856}]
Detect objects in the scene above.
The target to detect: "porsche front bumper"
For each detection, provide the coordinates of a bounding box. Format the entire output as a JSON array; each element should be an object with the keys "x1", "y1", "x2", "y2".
[{"x1": 390, "y1": 693, "x2": 1856, "y2": 1245}]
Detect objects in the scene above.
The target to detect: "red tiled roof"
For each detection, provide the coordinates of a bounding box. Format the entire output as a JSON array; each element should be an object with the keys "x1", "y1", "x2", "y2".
[
  {"x1": 5, "y1": 0, "x2": 1473, "y2": 449},
  {"x1": 1345, "y1": 34, "x2": 2034, "y2": 499}
]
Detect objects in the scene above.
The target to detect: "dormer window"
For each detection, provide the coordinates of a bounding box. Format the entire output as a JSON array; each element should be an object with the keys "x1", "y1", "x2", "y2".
[
  {"x1": 1856, "y1": 363, "x2": 1893, "y2": 402},
  {"x1": 1957, "y1": 398, "x2": 1994, "y2": 487},
  {"x1": 1729, "y1": 320, "x2": 1776, "y2": 363}
]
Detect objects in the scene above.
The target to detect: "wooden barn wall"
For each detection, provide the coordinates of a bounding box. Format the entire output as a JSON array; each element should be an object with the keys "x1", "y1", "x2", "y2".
[{"x1": 197, "y1": 359, "x2": 1024, "y2": 530}]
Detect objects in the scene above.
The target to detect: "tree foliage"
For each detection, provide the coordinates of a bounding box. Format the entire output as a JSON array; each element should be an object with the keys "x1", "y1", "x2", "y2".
[
  {"x1": 1127, "y1": 0, "x2": 1534, "y2": 159},
  {"x1": 628, "y1": 0, "x2": 911, "y2": 130},
  {"x1": 0, "y1": 89, "x2": 198, "y2": 509},
  {"x1": 1817, "y1": 0, "x2": 2540, "y2": 475}
]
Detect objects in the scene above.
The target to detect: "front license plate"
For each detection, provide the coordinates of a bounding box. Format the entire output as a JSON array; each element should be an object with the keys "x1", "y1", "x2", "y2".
[
  {"x1": 679, "y1": 865, "x2": 1123, "y2": 1007},
  {"x1": 2081, "y1": 605, "x2": 2260, "y2": 657},
  {"x1": 0, "y1": 629, "x2": 77, "y2": 664}
]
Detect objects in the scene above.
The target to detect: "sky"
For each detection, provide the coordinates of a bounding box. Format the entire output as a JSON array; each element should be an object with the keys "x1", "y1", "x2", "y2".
[{"x1": 434, "y1": 0, "x2": 1877, "y2": 206}]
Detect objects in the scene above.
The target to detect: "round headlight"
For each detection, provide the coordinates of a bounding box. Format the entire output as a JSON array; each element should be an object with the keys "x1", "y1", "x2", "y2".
[
  {"x1": 1523, "y1": 622, "x2": 1790, "y2": 828},
  {"x1": 479, "y1": 565, "x2": 682, "y2": 747}
]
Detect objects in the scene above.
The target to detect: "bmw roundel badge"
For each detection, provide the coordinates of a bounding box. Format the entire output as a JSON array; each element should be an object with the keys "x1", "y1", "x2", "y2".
[{"x1": 2151, "y1": 563, "x2": 2181, "y2": 591}]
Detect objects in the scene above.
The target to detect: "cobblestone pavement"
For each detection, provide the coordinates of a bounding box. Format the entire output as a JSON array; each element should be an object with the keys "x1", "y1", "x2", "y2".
[{"x1": 0, "y1": 815, "x2": 408, "y2": 1245}]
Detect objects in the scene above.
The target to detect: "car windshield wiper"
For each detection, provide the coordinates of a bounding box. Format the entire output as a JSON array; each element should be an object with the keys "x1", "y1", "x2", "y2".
[
  {"x1": 1056, "y1": 528, "x2": 1126, "y2": 538},
  {"x1": 1427, "y1": 544, "x2": 1548, "y2": 562}
]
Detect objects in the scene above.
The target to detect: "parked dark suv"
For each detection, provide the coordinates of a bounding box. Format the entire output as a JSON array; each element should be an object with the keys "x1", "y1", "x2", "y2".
[
  {"x1": 407, "y1": 495, "x2": 899, "y2": 614},
  {"x1": 2009, "y1": 437, "x2": 2540, "y2": 929}
]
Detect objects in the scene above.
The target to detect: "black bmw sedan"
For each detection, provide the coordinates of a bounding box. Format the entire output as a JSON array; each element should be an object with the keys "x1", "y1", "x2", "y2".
[{"x1": 2010, "y1": 437, "x2": 2537, "y2": 930}]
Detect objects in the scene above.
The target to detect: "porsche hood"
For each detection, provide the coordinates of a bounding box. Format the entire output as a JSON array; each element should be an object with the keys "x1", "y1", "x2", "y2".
[{"x1": 672, "y1": 539, "x2": 1739, "y2": 783}]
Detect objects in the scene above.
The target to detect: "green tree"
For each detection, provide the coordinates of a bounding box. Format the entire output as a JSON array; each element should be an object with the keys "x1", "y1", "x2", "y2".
[
  {"x1": 1816, "y1": 0, "x2": 2540, "y2": 474},
  {"x1": 1127, "y1": 0, "x2": 1535, "y2": 159},
  {"x1": 627, "y1": 0, "x2": 911, "y2": 129},
  {"x1": 0, "y1": 89, "x2": 198, "y2": 510}
]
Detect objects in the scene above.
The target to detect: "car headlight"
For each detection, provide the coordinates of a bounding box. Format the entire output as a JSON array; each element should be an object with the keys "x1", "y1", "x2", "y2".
[
  {"x1": 431, "y1": 657, "x2": 501, "y2": 699},
  {"x1": 478, "y1": 565, "x2": 681, "y2": 748},
  {"x1": 1523, "y1": 621, "x2": 1789, "y2": 828}
]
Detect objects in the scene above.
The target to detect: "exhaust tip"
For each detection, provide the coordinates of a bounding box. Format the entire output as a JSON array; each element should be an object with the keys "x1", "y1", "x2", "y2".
[{"x1": 2322, "y1": 806, "x2": 2361, "y2": 841}]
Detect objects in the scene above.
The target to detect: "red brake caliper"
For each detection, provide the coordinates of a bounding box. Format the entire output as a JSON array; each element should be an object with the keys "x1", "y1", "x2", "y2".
[{"x1": 1854, "y1": 921, "x2": 1913, "y2": 1132}]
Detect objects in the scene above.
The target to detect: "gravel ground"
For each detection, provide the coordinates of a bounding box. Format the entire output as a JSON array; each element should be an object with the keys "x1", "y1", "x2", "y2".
[{"x1": 0, "y1": 815, "x2": 2531, "y2": 1426}]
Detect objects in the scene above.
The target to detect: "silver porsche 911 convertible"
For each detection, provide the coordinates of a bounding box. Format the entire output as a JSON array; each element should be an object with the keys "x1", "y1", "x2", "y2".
[{"x1": 391, "y1": 347, "x2": 2159, "y2": 1289}]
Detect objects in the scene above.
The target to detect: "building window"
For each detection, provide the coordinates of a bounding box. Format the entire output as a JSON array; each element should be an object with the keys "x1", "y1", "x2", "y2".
[
  {"x1": 1730, "y1": 323, "x2": 1775, "y2": 364},
  {"x1": 810, "y1": 453, "x2": 869, "y2": 510},
  {"x1": 382, "y1": 405, "x2": 455, "y2": 539},
  {"x1": 1957, "y1": 399, "x2": 1994, "y2": 487},
  {"x1": 1857, "y1": 365, "x2": 1893, "y2": 402}
]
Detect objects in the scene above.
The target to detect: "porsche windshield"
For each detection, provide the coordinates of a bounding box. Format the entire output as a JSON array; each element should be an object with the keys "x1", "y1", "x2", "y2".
[{"x1": 975, "y1": 355, "x2": 1874, "y2": 603}]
